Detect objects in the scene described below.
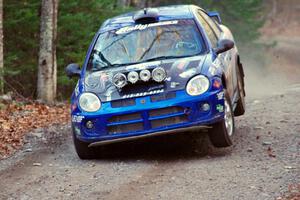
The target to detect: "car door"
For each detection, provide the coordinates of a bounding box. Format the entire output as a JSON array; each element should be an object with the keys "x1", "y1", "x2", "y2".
[{"x1": 196, "y1": 10, "x2": 236, "y2": 100}]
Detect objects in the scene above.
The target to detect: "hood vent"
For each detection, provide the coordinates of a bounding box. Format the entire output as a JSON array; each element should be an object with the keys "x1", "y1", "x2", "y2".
[{"x1": 133, "y1": 8, "x2": 159, "y2": 24}]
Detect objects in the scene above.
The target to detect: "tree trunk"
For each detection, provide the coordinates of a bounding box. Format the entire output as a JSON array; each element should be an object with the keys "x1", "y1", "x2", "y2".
[
  {"x1": 37, "y1": 0, "x2": 59, "y2": 104},
  {"x1": 0, "y1": 0, "x2": 4, "y2": 95}
]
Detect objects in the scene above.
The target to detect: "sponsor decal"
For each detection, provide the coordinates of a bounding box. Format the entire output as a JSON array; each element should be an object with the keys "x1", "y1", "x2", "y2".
[
  {"x1": 72, "y1": 115, "x2": 85, "y2": 123},
  {"x1": 148, "y1": 84, "x2": 164, "y2": 92},
  {"x1": 104, "y1": 87, "x2": 115, "y2": 101},
  {"x1": 165, "y1": 77, "x2": 172, "y2": 82},
  {"x1": 116, "y1": 21, "x2": 178, "y2": 34},
  {"x1": 170, "y1": 82, "x2": 180, "y2": 88},
  {"x1": 208, "y1": 66, "x2": 217, "y2": 76},
  {"x1": 177, "y1": 60, "x2": 187, "y2": 70},
  {"x1": 217, "y1": 91, "x2": 224, "y2": 100},
  {"x1": 179, "y1": 68, "x2": 197, "y2": 78},
  {"x1": 216, "y1": 104, "x2": 224, "y2": 112},
  {"x1": 122, "y1": 89, "x2": 164, "y2": 99}
]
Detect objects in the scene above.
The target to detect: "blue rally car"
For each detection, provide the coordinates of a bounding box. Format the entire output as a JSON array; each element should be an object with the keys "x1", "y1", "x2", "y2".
[{"x1": 66, "y1": 5, "x2": 246, "y2": 159}]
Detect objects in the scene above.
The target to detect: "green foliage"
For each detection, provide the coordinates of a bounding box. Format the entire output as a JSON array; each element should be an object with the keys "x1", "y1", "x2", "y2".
[
  {"x1": 56, "y1": 0, "x2": 124, "y2": 98},
  {"x1": 4, "y1": 0, "x2": 40, "y2": 97},
  {"x1": 4, "y1": 0, "x2": 127, "y2": 98},
  {"x1": 3, "y1": 0, "x2": 263, "y2": 99}
]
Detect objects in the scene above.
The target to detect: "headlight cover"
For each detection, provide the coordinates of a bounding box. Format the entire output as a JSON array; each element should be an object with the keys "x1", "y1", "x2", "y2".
[
  {"x1": 79, "y1": 93, "x2": 101, "y2": 112},
  {"x1": 186, "y1": 75, "x2": 210, "y2": 96}
]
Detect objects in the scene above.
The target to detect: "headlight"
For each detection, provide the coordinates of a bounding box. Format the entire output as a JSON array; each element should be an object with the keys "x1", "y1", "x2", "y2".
[
  {"x1": 152, "y1": 67, "x2": 167, "y2": 82},
  {"x1": 186, "y1": 75, "x2": 210, "y2": 96},
  {"x1": 140, "y1": 70, "x2": 151, "y2": 82},
  {"x1": 128, "y1": 71, "x2": 139, "y2": 84},
  {"x1": 112, "y1": 73, "x2": 127, "y2": 88},
  {"x1": 79, "y1": 93, "x2": 101, "y2": 112}
]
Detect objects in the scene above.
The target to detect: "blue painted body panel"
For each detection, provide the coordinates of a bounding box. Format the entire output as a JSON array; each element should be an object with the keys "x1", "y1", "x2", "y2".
[
  {"x1": 69, "y1": 5, "x2": 241, "y2": 144},
  {"x1": 72, "y1": 89, "x2": 224, "y2": 143}
]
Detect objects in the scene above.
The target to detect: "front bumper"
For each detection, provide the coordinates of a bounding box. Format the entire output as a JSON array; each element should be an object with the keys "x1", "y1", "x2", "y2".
[{"x1": 71, "y1": 89, "x2": 225, "y2": 143}]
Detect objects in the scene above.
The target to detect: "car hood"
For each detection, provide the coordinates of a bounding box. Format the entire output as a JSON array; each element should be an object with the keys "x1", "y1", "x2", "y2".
[{"x1": 84, "y1": 55, "x2": 207, "y2": 102}]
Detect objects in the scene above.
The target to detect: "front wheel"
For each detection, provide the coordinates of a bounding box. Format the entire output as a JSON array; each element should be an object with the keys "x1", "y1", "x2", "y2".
[
  {"x1": 72, "y1": 129, "x2": 97, "y2": 160},
  {"x1": 209, "y1": 91, "x2": 235, "y2": 148}
]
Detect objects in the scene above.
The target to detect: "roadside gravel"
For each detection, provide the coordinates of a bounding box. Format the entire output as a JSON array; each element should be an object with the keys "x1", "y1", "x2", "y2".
[{"x1": 0, "y1": 86, "x2": 299, "y2": 200}]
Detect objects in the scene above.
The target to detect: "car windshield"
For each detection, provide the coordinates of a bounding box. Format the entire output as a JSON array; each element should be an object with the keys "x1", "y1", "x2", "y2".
[{"x1": 87, "y1": 19, "x2": 205, "y2": 72}]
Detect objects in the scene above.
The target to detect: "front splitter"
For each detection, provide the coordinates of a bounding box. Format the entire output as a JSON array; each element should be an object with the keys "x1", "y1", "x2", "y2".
[{"x1": 88, "y1": 125, "x2": 212, "y2": 147}]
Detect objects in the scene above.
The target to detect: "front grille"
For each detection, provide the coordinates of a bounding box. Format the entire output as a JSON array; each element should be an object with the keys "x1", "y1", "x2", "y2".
[
  {"x1": 150, "y1": 92, "x2": 176, "y2": 102},
  {"x1": 149, "y1": 106, "x2": 183, "y2": 117},
  {"x1": 111, "y1": 99, "x2": 136, "y2": 108},
  {"x1": 108, "y1": 113, "x2": 141, "y2": 123},
  {"x1": 108, "y1": 123, "x2": 143, "y2": 135},
  {"x1": 151, "y1": 115, "x2": 188, "y2": 129},
  {"x1": 105, "y1": 106, "x2": 188, "y2": 135}
]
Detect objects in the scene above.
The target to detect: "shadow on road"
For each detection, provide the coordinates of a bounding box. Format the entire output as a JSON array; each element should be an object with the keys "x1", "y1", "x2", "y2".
[{"x1": 86, "y1": 130, "x2": 233, "y2": 162}]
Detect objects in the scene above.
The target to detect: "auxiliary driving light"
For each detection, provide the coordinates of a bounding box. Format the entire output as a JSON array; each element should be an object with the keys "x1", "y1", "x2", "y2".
[
  {"x1": 128, "y1": 71, "x2": 139, "y2": 84},
  {"x1": 140, "y1": 70, "x2": 151, "y2": 82},
  {"x1": 201, "y1": 103, "x2": 211, "y2": 112},
  {"x1": 152, "y1": 67, "x2": 167, "y2": 82},
  {"x1": 112, "y1": 73, "x2": 127, "y2": 88},
  {"x1": 86, "y1": 121, "x2": 94, "y2": 129}
]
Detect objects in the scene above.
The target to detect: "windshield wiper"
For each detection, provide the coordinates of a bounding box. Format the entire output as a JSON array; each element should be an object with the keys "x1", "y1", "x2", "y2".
[
  {"x1": 92, "y1": 62, "x2": 140, "y2": 72},
  {"x1": 143, "y1": 55, "x2": 195, "y2": 62}
]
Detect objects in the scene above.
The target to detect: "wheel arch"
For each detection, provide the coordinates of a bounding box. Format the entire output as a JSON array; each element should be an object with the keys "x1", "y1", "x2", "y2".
[
  {"x1": 237, "y1": 55, "x2": 245, "y2": 78},
  {"x1": 221, "y1": 73, "x2": 227, "y2": 89}
]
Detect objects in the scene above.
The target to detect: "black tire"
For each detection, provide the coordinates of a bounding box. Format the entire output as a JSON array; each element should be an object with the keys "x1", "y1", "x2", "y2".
[
  {"x1": 72, "y1": 129, "x2": 97, "y2": 160},
  {"x1": 234, "y1": 63, "x2": 246, "y2": 116},
  {"x1": 209, "y1": 91, "x2": 235, "y2": 148}
]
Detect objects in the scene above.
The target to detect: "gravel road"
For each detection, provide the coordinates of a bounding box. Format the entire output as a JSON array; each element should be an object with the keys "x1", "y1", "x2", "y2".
[
  {"x1": 1, "y1": 1, "x2": 300, "y2": 199},
  {"x1": 0, "y1": 84, "x2": 299, "y2": 200}
]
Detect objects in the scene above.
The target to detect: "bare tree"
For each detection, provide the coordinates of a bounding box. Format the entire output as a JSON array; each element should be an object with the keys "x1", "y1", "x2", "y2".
[
  {"x1": 37, "y1": 0, "x2": 59, "y2": 104},
  {"x1": 0, "y1": 0, "x2": 4, "y2": 95}
]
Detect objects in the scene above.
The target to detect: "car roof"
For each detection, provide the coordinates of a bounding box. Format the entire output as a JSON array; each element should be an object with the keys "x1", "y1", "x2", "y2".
[{"x1": 99, "y1": 5, "x2": 201, "y2": 33}]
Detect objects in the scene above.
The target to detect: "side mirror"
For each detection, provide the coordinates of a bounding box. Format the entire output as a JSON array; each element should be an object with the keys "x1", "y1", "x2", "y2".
[
  {"x1": 214, "y1": 39, "x2": 235, "y2": 55},
  {"x1": 208, "y1": 11, "x2": 222, "y2": 24},
  {"x1": 65, "y1": 63, "x2": 81, "y2": 78}
]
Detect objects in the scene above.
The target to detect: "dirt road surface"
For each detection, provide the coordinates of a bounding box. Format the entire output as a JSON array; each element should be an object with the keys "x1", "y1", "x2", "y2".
[
  {"x1": 0, "y1": 1, "x2": 299, "y2": 199},
  {"x1": 0, "y1": 86, "x2": 299, "y2": 200}
]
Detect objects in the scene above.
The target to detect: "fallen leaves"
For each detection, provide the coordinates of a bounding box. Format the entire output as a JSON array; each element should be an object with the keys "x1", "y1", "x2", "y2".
[
  {"x1": 0, "y1": 102, "x2": 70, "y2": 159},
  {"x1": 277, "y1": 184, "x2": 300, "y2": 200}
]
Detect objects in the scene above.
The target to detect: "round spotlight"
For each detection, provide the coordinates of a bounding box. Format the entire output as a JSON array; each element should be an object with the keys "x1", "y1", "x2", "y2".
[
  {"x1": 140, "y1": 70, "x2": 151, "y2": 82},
  {"x1": 201, "y1": 103, "x2": 210, "y2": 112},
  {"x1": 112, "y1": 73, "x2": 127, "y2": 88},
  {"x1": 152, "y1": 67, "x2": 167, "y2": 82},
  {"x1": 86, "y1": 121, "x2": 94, "y2": 129},
  {"x1": 128, "y1": 71, "x2": 139, "y2": 84}
]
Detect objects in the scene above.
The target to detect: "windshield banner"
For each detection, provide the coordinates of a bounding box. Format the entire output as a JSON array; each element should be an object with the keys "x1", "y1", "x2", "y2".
[{"x1": 116, "y1": 20, "x2": 178, "y2": 34}]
